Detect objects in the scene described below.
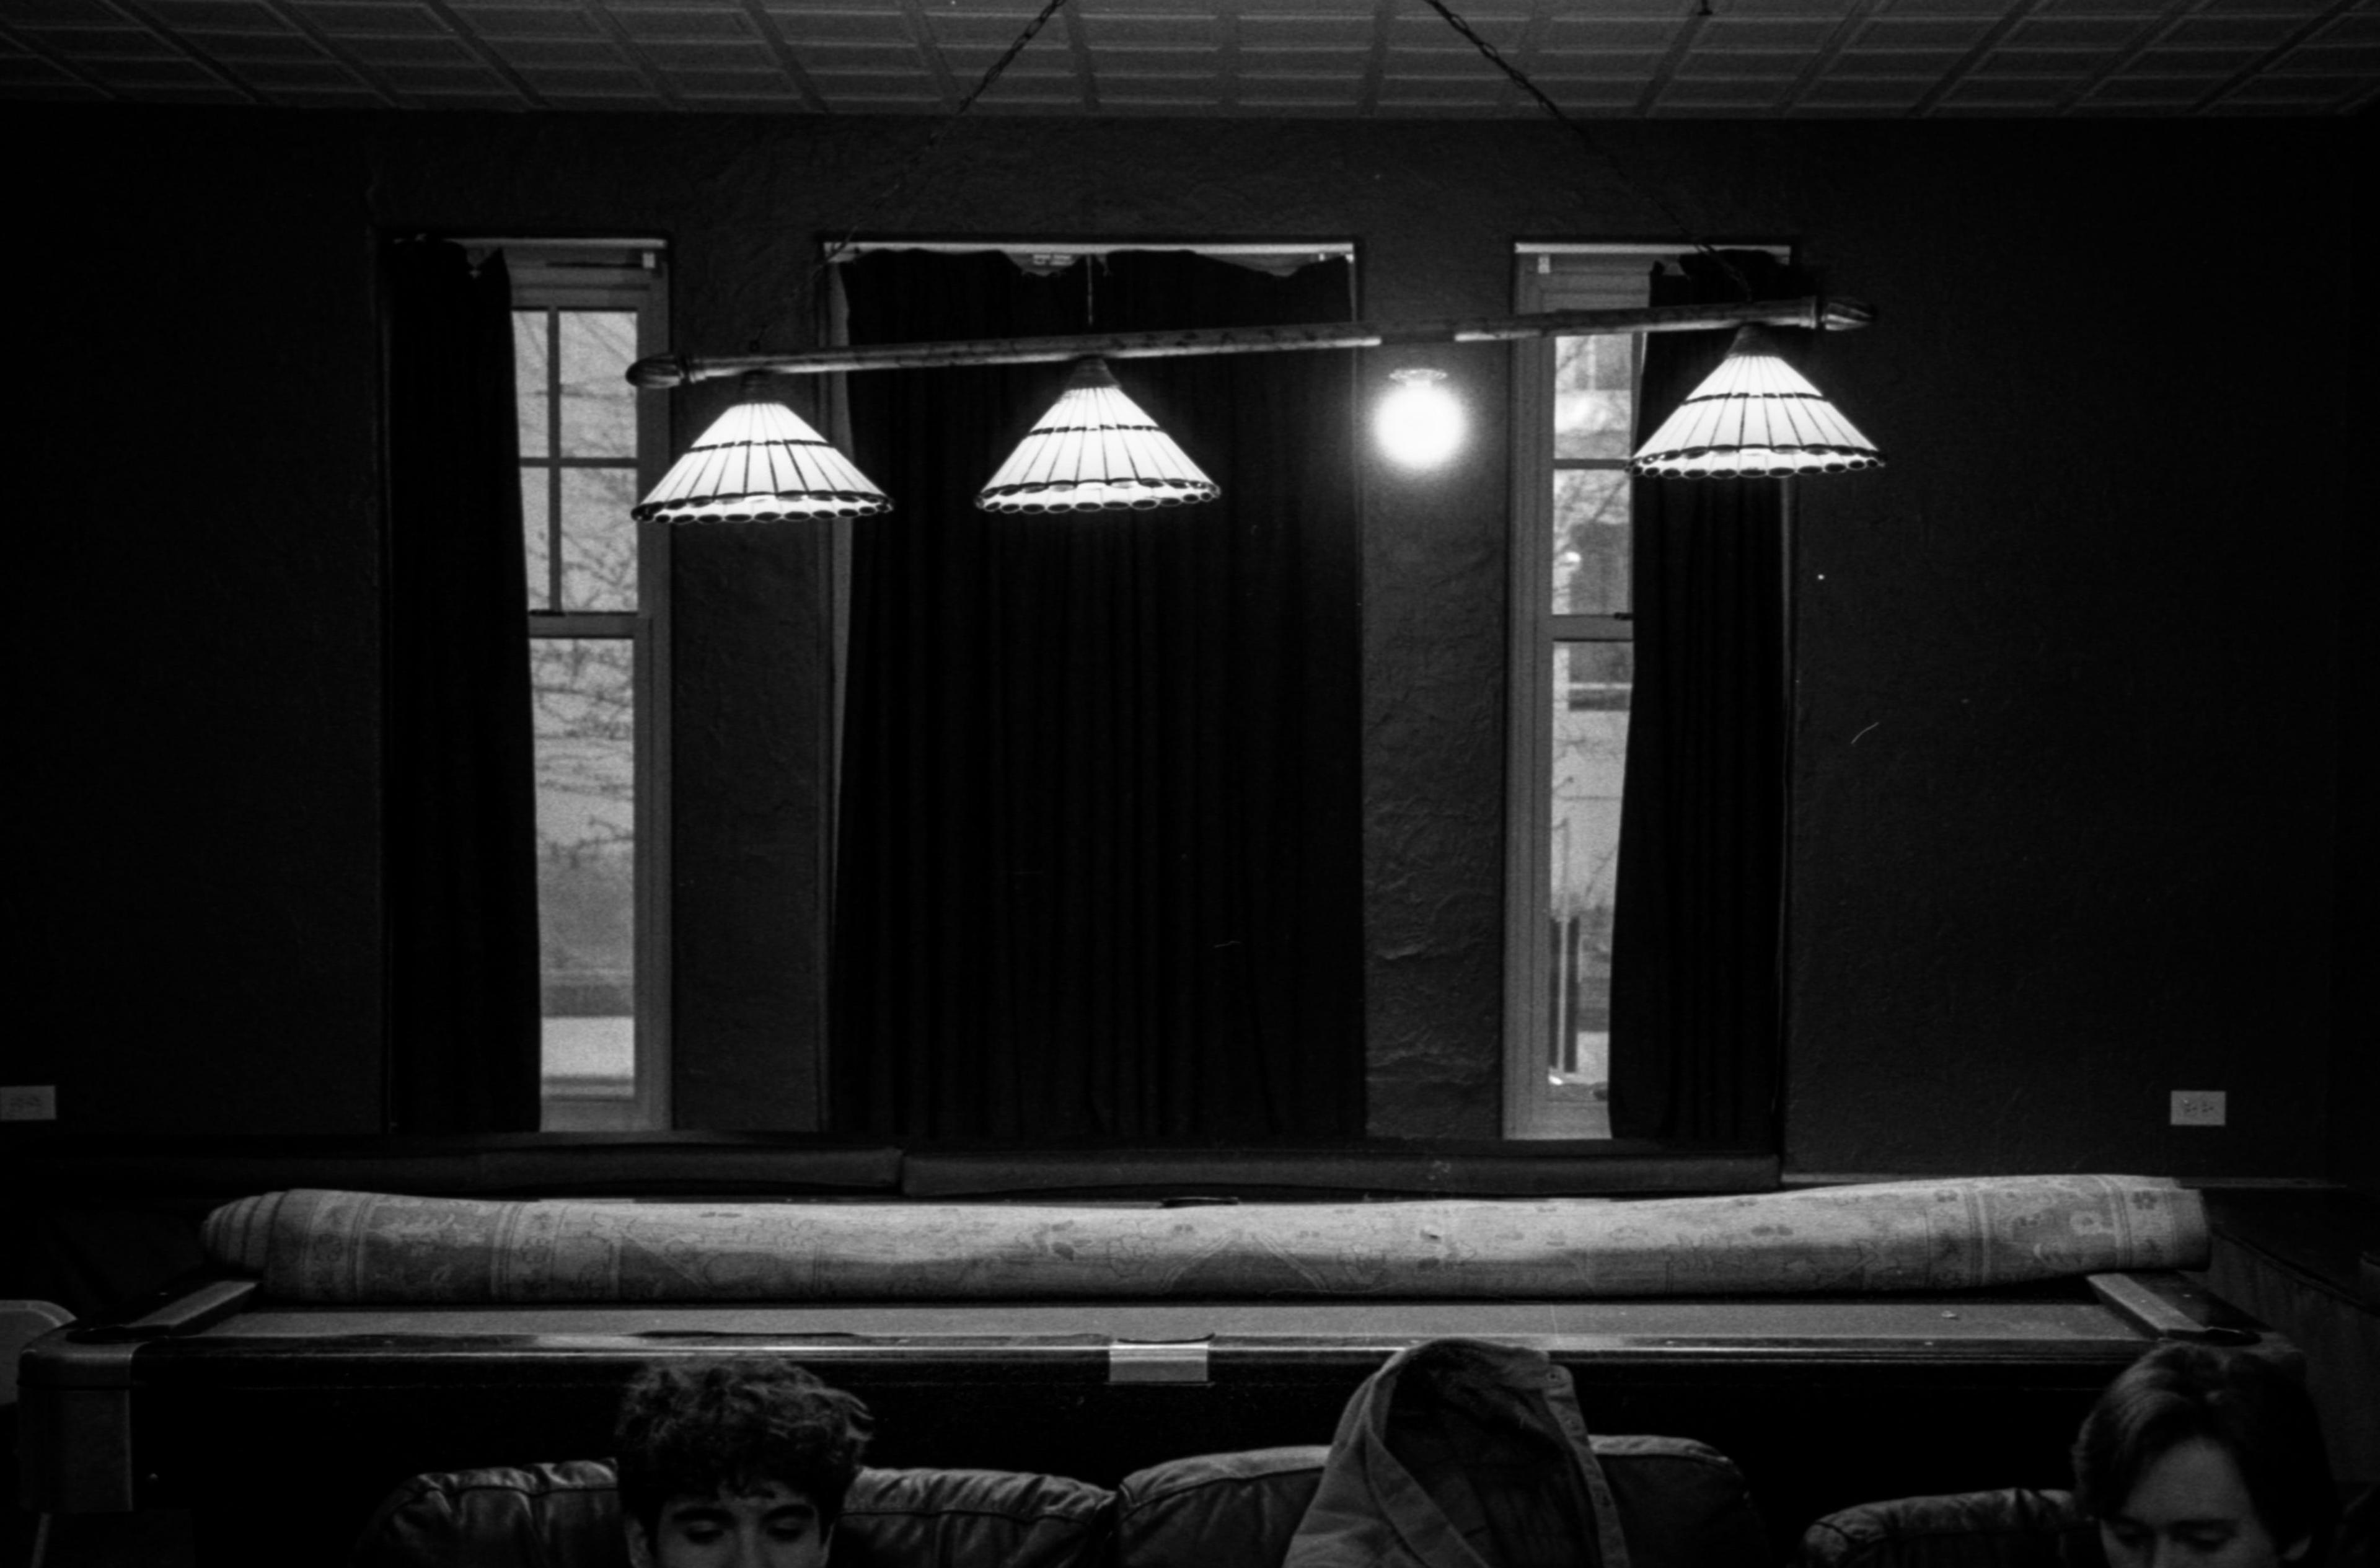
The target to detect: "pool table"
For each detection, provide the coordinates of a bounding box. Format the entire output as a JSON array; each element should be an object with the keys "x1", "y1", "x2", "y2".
[{"x1": 18, "y1": 1265, "x2": 2276, "y2": 1563}]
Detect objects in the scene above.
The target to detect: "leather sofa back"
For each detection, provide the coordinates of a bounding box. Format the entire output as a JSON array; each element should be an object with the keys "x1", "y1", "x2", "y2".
[
  {"x1": 1115, "y1": 1435, "x2": 1765, "y2": 1568},
  {"x1": 350, "y1": 1460, "x2": 1113, "y2": 1568},
  {"x1": 351, "y1": 1437, "x2": 1763, "y2": 1568},
  {"x1": 1798, "y1": 1489, "x2": 2099, "y2": 1568}
]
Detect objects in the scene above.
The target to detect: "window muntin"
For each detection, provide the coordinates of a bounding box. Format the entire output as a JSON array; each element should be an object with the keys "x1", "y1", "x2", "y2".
[
  {"x1": 506, "y1": 245, "x2": 670, "y2": 1132},
  {"x1": 1505, "y1": 247, "x2": 1657, "y2": 1140}
]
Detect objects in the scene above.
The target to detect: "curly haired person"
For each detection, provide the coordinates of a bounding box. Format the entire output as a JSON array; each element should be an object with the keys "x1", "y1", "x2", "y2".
[{"x1": 614, "y1": 1359, "x2": 875, "y2": 1568}]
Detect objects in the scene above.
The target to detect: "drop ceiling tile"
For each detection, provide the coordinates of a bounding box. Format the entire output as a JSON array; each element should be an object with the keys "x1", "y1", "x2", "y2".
[
  {"x1": 374, "y1": 59, "x2": 508, "y2": 86},
  {"x1": 1533, "y1": 50, "x2": 1668, "y2": 74},
  {"x1": 1795, "y1": 73, "x2": 1933, "y2": 99},
  {"x1": 923, "y1": 11, "x2": 1054, "y2": 46},
  {"x1": 142, "y1": 0, "x2": 284, "y2": 30},
  {"x1": 350, "y1": 35, "x2": 478, "y2": 63},
  {"x1": 795, "y1": 42, "x2": 927, "y2": 70},
  {"x1": 2164, "y1": 14, "x2": 2303, "y2": 42},
  {"x1": 1701, "y1": 16, "x2": 1846, "y2": 45},
  {"x1": 2009, "y1": 15, "x2": 2149, "y2": 44},
  {"x1": 494, "y1": 37, "x2": 622, "y2": 64},
  {"x1": 94, "y1": 55, "x2": 225, "y2": 82},
  {"x1": 641, "y1": 38, "x2": 778, "y2": 66},
  {"x1": 2084, "y1": 70, "x2": 2226, "y2": 94},
  {"x1": 1876, "y1": 0, "x2": 2009, "y2": 17},
  {"x1": 1389, "y1": 12, "x2": 1529, "y2": 46},
  {"x1": 1237, "y1": 15, "x2": 1375, "y2": 46},
  {"x1": 289, "y1": 4, "x2": 449, "y2": 37},
  {"x1": 612, "y1": 8, "x2": 754, "y2": 40},
  {"x1": 2126, "y1": 43, "x2": 2263, "y2": 68},
  {"x1": 1238, "y1": 46, "x2": 1369, "y2": 71},
  {"x1": 1538, "y1": 18, "x2": 1685, "y2": 47},
  {"x1": 188, "y1": 31, "x2": 330, "y2": 59},
  {"x1": 0, "y1": 0, "x2": 120, "y2": 24},
  {"x1": 1676, "y1": 48, "x2": 1805, "y2": 72},
  {"x1": 470, "y1": 8, "x2": 604, "y2": 36},
  {"x1": 236, "y1": 56, "x2": 365, "y2": 86},
  {"x1": 21, "y1": 27, "x2": 175, "y2": 56},
  {"x1": 761, "y1": 9, "x2": 911, "y2": 45},
  {"x1": 2317, "y1": 12, "x2": 2380, "y2": 42},
  {"x1": 1977, "y1": 45, "x2": 2110, "y2": 69},
  {"x1": 1853, "y1": 15, "x2": 1995, "y2": 45},
  {"x1": 2218, "y1": 69, "x2": 2352, "y2": 94},
  {"x1": 2194, "y1": 0, "x2": 2332, "y2": 14},
  {"x1": 2276, "y1": 41, "x2": 2380, "y2": 68},
  {"x1": 522, "y1": 64, "x2": 652, "y2": 90},
  {"x1": 1652, "y1": 80, "x2": 1792, "y2": 105},
  {"x1": 1081, "y1": 14, "x2": 1220, "y2": 45},
  {"x1": 1829, "y1": 46, "x2": 1965, "y2": 71},
  {"x1": 0, "y1": 55, "x2": 85, "y2": 82},
  {"x1": 1095, "y1": 46, "x2": 1217, "y2": 69},
  {"x1": 1939, "y1": 73, "x2": 2068, "y2": 97},
  {"x1": 664, "y1": 66, "x2": 796, "y2": 90}
]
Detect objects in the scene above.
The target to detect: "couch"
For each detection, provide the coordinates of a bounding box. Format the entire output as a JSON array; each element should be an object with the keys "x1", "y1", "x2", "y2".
[{"x1": 350, "y1": 1435, "x2": 1768, "y2": 1568}]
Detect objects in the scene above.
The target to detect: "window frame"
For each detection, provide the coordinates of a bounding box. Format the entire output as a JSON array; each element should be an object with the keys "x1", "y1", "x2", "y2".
[
  {"x1": 501, "y1": 241, "x2": 674, "y2": 1132},
  {"x1": 1502, "y1": 243, "x2": 1790, "y2": 1140}
]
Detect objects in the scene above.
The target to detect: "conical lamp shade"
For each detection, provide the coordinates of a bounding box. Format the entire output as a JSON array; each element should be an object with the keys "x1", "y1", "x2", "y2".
[
  {"x1": 633, "y1": 389, "x2": 891, "y2": 522},
  {"x1": 1630, "y1": 325, "x2": 1884, "y2": 478},
  {"x1": 976, "y1": 358, "x2": 1220, "y2": 514}
]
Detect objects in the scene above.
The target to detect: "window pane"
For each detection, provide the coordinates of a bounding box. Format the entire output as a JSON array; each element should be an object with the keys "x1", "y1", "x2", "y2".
[
  {"x1": 532, "y1": 637, "x2": 635, "y2": 1099},
  {"x1": 523, "y1": 470, "x2": 552, "y2": 610},
  {"x1": 514, "y1": 311, "x2": 549, "y2": 459},
  {"x1": 1553, "y1": 333, "x2": 1634, "y2": 459},
  {"x1": 1553, "y1": 469, "x2": 1629, "y2": 616},
  {"x1": 558, "y1": 311, "x2": 637, "y2": 457},
  {"x1": 562, "y1": 466, "x2": 639, "y2": 610},
  {"x1": 1549, "y1": 641, "x2": 1630, "y2": 1114}
]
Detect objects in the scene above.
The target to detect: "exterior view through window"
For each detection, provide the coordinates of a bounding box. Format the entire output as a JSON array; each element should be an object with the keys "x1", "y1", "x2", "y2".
[
  {"x1": 508, "y1": 245, "x2": 669, "y2": 1130},
  {"x1": 1506, "y1": 247, "x2": 1654, "y2": 1139}
]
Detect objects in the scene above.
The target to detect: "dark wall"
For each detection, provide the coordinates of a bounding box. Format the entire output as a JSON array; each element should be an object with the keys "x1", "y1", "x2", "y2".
[{"x1": 11, "y1": 108, "x2": 2358, "y2": 1178}]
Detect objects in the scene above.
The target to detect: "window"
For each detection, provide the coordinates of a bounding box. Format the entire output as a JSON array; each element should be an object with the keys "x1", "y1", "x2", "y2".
[
  {"x1": 506, "y1": 244, "x2": 671, "y2": 1132},
  {"x1": 1504, "y1": 247, "x2": 1659, "y2": 1139}
]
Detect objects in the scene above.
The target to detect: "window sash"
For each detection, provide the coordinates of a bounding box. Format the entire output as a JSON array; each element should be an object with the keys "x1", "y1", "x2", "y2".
[{"x1": 508, "y1": 244, "x2": 672, "y2": 1132}]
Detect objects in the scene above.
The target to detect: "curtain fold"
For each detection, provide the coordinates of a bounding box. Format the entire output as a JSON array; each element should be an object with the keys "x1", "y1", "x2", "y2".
[
  {"x1": 383, "y1": 240, "x2": 542, "y2": 1135},
  {"x1": 831, "y1": 250, "x2": 1362, "y2": 1142},
  {"x1": 1606, "y1": 252, "x2": 1800, "y2": 1145}
]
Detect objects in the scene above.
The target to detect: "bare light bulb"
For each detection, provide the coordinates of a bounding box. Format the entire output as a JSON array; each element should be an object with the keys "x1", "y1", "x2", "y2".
[{"x1": 1375, "y1": 367, "x2": 1464, "y2": 469}]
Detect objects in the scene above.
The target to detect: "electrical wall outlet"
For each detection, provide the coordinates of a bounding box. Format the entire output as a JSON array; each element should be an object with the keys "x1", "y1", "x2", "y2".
[
  {"x1": 1, "y1": 1085, "x2": 57, "y2": 1121},
  {"x1": 2171, "y1": 1090, "x2": 2226, "y2": 1127}
]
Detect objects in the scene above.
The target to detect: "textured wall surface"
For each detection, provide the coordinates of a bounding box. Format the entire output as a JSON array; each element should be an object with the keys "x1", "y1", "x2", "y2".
[{"x1": 9, "y1": 108, "x2": 2356, "y2": 1175}]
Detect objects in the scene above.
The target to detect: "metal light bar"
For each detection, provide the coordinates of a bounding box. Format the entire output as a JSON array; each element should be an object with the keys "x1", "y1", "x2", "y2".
[{"x1": 627, "y1": 295, "x2": 1872, "y2": 388}]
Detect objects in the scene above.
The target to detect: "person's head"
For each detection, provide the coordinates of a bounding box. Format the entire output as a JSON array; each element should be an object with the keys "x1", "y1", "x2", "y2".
[
  {"x1": 614, "y1": 1359, "x2": 873, "y2": 1568},
  {"x1": 2073, "y1": 1343, "x2": 2335, "y2": 1568}
]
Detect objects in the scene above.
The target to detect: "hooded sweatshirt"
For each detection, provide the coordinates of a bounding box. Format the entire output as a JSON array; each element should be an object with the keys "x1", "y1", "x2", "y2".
[{"x1": 1284, "y1": 1338, "x2": 1634, "y2": 1568}]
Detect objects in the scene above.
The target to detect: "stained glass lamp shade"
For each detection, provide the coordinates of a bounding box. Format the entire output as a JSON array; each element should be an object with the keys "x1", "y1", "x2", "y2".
[
  {"x1": 632, "y1": 383, "x2": 891, "y2": 522},
  {"x1": 1629, "y1": 325, "x2": 1884, "y2": 478},
  {"x1": 976, "y1": 357, "x2": 1220, "y2": 514}
]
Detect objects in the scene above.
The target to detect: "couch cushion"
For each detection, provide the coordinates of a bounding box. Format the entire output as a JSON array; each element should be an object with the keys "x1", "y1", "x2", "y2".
[
  {"x1": 1798, "y1": 1489, "x2": 2099, "y2": 1568},
  {"x1": 1116, "y1": 1436, "x2": 1766, "y2": 1568},
  {"x1": 348, "y1": 1461, "x2": 1115, "y2": 1568}
]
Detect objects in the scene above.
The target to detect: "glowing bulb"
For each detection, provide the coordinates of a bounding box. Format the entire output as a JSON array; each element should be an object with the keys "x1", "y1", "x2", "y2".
[{"x1": 1375, "y1": 368, "x2": 1464, "y2": 469}]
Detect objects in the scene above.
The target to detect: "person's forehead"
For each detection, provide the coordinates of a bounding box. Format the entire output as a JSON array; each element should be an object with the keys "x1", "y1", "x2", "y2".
[{"x1": 664, "y1": 1481, "x2": 818, "y2": 1514}]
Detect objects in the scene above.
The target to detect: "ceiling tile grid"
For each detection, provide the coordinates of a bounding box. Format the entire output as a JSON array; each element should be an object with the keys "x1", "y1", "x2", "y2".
[{"x1": 1, "y1": 0, "x2": 2371, "y2": 112}]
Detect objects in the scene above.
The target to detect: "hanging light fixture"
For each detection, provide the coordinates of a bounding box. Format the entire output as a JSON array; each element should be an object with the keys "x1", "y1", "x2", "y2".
[
  {"x1": 976, "y1": 357, "x2": 1219, "y2": 514},
  {"x1": 1629, "y1": 325, "x2": 1884, "y2": 479},
  {"x1": 632, "y1": 374, "x2": 891, "y2": 522},
  {"x1": 1374, "y1": 367, "x2": 1465, "y2": 469}
]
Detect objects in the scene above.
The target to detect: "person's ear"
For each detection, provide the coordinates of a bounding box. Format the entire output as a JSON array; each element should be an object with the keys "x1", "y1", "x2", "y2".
[{"x1": 625, "y1": 1513, "x2": 657, "y2": 1568}]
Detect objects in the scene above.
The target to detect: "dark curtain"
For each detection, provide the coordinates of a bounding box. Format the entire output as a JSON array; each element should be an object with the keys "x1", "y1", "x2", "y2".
[
  {"x1": 832, "y1": 250, "x2": 1362, "y2": 1141},
  {"x1": 1606, "y1": 252, "x2": 1802, "y2": 1144},
  {"x1": 382, "y1": 240, "x2": 542, "y2": 1135}
]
